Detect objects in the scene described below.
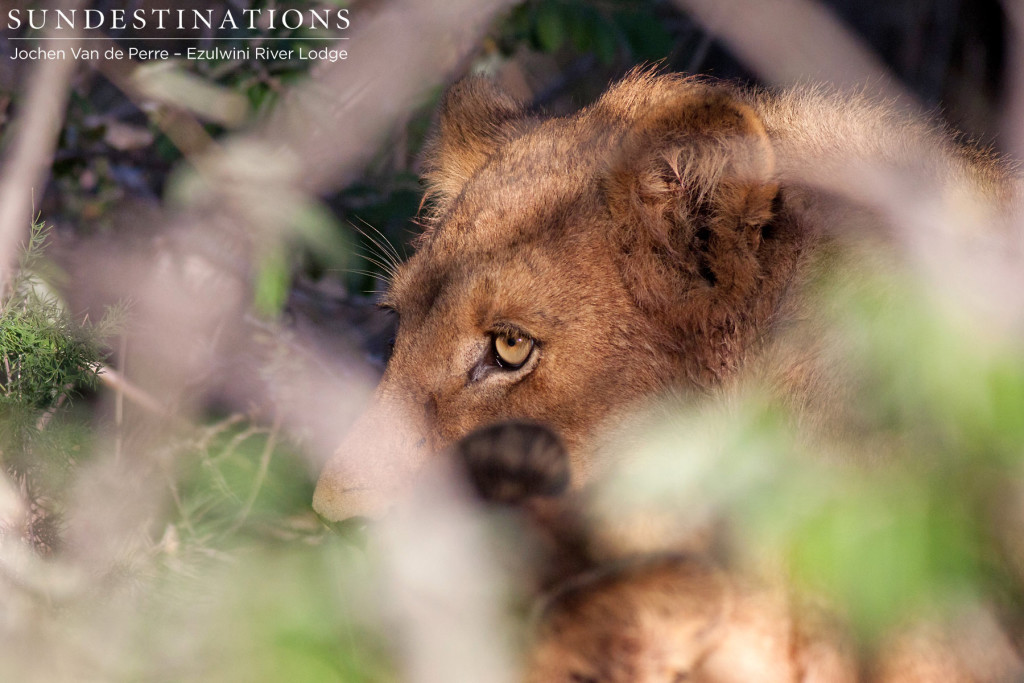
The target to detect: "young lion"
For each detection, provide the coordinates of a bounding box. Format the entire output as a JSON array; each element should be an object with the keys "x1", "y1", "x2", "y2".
[
  {"x1": 313, "y1": 69, "x2": 1016, "y2": 521},
  {"x1": 453, "y1": 421, "x2": 1023, "y2": 683},
  {"x1": 454, "y1": 420, "x2": 857, "y2": 683}
]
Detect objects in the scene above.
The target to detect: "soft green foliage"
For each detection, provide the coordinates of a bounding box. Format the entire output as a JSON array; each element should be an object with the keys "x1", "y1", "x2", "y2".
[
  {"x1": 501, "y1": 0, "x2": 674, "y2": 64},
  {"x1": 0, "y1": 408, "x2": 395, "y2": 681},
  {"x1": 0, "y1": 219, "x2": 122, "y2": 479},
  {"x1": 607, "y1": 260, "x2": 1024, "y2": 645},
  {"x1": 793, "y1": 266, "x2": 1024, "y2": 638},
  {"x1": 253, "y1": 247, "x2": 293, "y2": 319},
  {"x1": 0, "y1": 218, "x2": 121, "y2": 555},
  {"x1": 2, "y1": 2, "x2": 1018, "y2": 676},
  {"x1": 170, "y1": 417, "x2": 312, "y2": 541},
  {"x1": 138, "y1": 417, "x2": 395, "y2": 682},
  {"x1": 0, "y1": 232, "x2": 391, "y2": 673},
  {"x1": 0, "y1": 220, "x2": 103, "y2": 411}
]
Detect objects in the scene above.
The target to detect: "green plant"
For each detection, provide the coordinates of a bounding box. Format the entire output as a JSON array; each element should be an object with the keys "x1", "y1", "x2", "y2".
[
  {"x1": 0, "y1": 216, "x2": 121, "y2": 550},
  {"x1": 1, "y1": 220, "x2": 108, "y2": 412}
]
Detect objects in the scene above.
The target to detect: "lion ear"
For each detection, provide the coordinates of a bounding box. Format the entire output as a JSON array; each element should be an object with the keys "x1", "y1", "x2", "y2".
[
  {"x1": 422, "y1": 78, "x2": 527, "y2": 209},
  {"x1": 604, "y1": 87, "x2": 779, "y2": 319}
]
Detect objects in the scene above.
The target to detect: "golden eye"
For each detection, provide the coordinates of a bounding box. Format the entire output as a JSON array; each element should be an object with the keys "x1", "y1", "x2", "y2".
[{"x1": 493, "y1": 332, "x2": 534, "y2": 369}]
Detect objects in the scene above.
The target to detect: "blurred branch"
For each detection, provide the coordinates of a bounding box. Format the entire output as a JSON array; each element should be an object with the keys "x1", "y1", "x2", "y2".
[
  {"x1": 674, "y1": 0, "x2": 1024, "y2": 333},
  {"x1": 256, "y1": 0, "x2": 518, "y2": 195},
  {"x1": 98, "y1": 364, "x2": 174, "y2": 421},
  {"x1": 98, "y1": 0, "x2": 518, "y2": 458},
  {"x1": 673, "y1": 0, "x2": 907, "y2": 102},
  {"x1": 94, "y1": 50, "x2": 221, "y2": 159},
  {"x1": 0, "y1": 4, "x2": 82, "y2": 295},
  {"x1": 684, "y1": 29, "x2": 714, "y2": 74}
]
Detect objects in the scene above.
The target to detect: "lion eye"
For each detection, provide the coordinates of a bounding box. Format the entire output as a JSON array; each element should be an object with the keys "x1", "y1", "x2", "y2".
[{"x1": 493, "y1": 332, "x2": 534, "y2": 369}]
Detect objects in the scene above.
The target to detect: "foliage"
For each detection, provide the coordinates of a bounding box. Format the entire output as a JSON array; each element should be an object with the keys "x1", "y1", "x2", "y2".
[
  {"x1": 603, "y1": 260, "x2": 1024, "y2": 645},
  {"x1": 2, "y1": 222, "x2": 100, "y2": 409},
  {"x1": 500, "y1": 0, "x2": 675, "y2": 64},
  {"x1": 0, "y1": 0, "x2": 1018, "y2": 678},
  {"x1": 0, "y1": 218, "x2": 123, "y2": 558},
  {"x1": 0, "y1": 219, "x2": 391, "y2": 679},
  {"x1": 145, "y1": 417, "x2": 395, "y2": 683},
  {"x1": 0, "y1": 218, "x2": 118, "y2": 453}
]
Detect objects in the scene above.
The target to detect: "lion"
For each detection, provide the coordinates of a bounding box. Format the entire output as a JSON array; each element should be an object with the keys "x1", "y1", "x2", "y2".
[
  {"x1": 312, "y1": 69, "x2": 1017, "y2": 521},
  {"x1": 453, "y1": 420, "x2": 857, "y2": 683},
  {"x1": 452, "y1": 420, "x2": 1023, "y2": 683}
]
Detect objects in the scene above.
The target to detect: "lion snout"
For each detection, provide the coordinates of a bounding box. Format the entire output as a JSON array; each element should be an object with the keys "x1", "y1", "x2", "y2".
[{"x1": 313, "y1": 399, "x2": 429, "y2": 521}]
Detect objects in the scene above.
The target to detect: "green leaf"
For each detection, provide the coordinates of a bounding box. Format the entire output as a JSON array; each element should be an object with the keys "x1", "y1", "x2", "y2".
[
  {"x1": 253, "y1": 248, "x2": 291, "y2": 319},
  {"x1": 787, "y1": 477, "x2": 979, "y2": 641},
  {"x1": 535, "y1": 3, "x2": 566, "y2": 53}
]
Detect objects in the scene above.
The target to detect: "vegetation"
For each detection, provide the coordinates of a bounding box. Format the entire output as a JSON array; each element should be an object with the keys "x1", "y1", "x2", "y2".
[
  {"x1": 0, "y1": 218, "x2": 120, "y2": 553},
  {"x1": 1, "y1": 219, "x2": 106, "y2": 411},
  {"x1": 0, "y1": 0, "x2": 1019, "y2": 680}
]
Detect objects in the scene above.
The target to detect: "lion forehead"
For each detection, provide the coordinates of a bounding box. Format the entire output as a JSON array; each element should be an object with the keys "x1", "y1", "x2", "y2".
[{"x1": 391, "y1": 236, "x2": 583, "y2": 326}]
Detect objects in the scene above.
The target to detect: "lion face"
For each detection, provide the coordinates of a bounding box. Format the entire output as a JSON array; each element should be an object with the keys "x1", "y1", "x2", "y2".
[{"x1": 314, "y1": 73, "x2": 793, "y2": 520}]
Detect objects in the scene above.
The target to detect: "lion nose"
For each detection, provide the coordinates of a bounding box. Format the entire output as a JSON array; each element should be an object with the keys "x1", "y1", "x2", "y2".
[
  {"x1": 312, "y1": 399, "x2": 430, "y2": 521},
  {"x1": 312, "y1": 473, "x2": 394, "y2": 521}
]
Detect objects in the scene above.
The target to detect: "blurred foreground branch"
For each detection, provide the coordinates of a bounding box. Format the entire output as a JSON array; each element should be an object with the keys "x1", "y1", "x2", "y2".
[
  {"x1": 674, "y1": 0, "x2": 903, "y2": 100},
  {"x1": 0, "y1": 3, "x2": 82, "y2": 294},
  {"x1": 676, "y1": 0, "x2": 1024, "y2": 333},
  {"x1": 264, "y1": 0, "x2": 518, "y2": 194}
]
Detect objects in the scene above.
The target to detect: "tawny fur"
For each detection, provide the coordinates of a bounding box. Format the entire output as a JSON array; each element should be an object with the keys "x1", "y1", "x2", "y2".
[
  {"x1": 455, "y1": 420, "x2": 857, "y2": 683},
  {"x1": 313, "y1": 69, "x2": 1017, "y2": 524},
  {"x1": 455, "y1": 421, "x2": 1022, "y2": 683},
  {"x1": 311, "y1": 70, "x2": 1024, "y2": 682}
]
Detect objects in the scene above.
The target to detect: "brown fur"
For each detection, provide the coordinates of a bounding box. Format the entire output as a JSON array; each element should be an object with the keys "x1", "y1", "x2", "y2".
[
  {"x1": 454, "y1": 421, "x2": 1021, "y2": 683},
  {"x1": 312, "y1": 69, "x2": 1016, "y2": 520},
  {"x1": 529, "y1": 565, "x2": 858, "y2": 683},
  {"x1": 527, "y1": 555, "x2": 731, "y2": 683},
  {"x1": 455, "y1": 420, "x2": 856, "y2": 683}
]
